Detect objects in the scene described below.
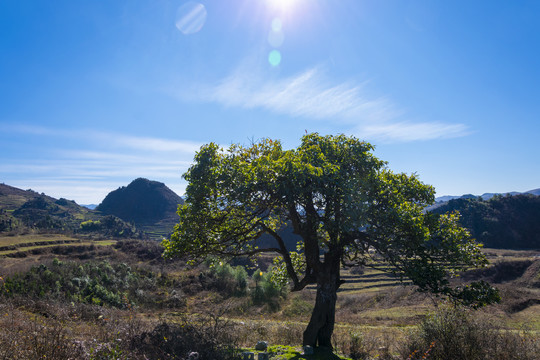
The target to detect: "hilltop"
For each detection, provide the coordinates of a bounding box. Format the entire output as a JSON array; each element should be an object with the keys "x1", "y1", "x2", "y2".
[{"x1": 97, "y1": 178, "x2": 183, "y2": 239}]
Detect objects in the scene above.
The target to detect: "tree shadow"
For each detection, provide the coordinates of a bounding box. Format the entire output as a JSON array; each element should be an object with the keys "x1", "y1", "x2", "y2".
[{"x1": 285, "y1": 348, "x2": 344, "y2": 360}]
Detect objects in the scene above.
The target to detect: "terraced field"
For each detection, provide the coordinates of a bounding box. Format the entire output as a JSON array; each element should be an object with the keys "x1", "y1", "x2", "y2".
[
  {"x1": 0, "y1": 234, "x2": 116, "y2": 256},
  {"x1": 339, "y1": 265, "x2": 409, "y2": 295}
]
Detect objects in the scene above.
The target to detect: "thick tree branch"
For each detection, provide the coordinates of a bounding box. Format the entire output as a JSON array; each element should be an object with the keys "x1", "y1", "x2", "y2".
[{"x1": 260, "y1": 222, "x2": 301, "y2": 287}]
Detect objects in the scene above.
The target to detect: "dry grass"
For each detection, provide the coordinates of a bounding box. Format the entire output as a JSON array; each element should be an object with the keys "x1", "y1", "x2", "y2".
[
  {"x1": 0, "y1": 240, "x2": 116, "y2": 256},
  {"x1": 0, "y1": 234, "x2": 79, "y2": 247},
  {"x1": 0, "y1": 246, "x2": 539, "y2": 359}
]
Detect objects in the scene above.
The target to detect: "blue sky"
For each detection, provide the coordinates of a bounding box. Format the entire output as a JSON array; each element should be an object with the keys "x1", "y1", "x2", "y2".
[{"x1": 1, "y1": 0, "x2": 539, "y2": 204}]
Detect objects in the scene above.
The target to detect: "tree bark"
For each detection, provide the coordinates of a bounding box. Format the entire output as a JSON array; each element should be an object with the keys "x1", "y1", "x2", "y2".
[{"x1": 302, "y1": 262, "x2": 340, "y2": 348}]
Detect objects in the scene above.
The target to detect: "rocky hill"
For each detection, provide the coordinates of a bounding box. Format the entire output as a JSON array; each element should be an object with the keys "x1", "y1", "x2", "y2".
[{"x1": 96, "y1": 178, "x2": 183, "y2": 239}]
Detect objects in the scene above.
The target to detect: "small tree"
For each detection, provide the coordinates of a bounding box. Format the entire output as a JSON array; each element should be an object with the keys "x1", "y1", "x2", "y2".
[{"x1": 163, "y1": 133, "x2": 499, "y2": 349}]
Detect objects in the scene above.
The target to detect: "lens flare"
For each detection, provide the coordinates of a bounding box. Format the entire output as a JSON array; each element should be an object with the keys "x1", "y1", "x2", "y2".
[
  {"x1": 268, "y1": 29, "x2": 284, "y2": 47},
  {"x1": 268, "y1": 50, "x2": 282, "y2": 66},
  {"x1": 175, "y1": 2, "x2": 207, "y2": 35},
  {"x1": 271, "y1": 18, "x2": 282, "y2": 32}
]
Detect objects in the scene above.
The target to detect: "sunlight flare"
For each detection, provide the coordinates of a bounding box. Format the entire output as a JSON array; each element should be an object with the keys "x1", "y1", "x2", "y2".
[{"x1": 267, "y1": 0, "x2": 298, "y2": 12}]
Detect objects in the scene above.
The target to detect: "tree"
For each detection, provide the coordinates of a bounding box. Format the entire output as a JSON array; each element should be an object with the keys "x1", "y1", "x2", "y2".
[{"x1": 163, "y1": 133, "x2": 499, "y2": 350}]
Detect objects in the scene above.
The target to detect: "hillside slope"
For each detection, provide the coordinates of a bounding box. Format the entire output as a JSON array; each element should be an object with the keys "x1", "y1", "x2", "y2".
[
  {"x1": 97, "y1": 178, "x2": 183, "y2": 239},
  {"x1": 0, "y1": 183, "x2": 141, "y2": 238},
  {"x1": 431, "y1": 194, "x2": 540, "y2": 249}
]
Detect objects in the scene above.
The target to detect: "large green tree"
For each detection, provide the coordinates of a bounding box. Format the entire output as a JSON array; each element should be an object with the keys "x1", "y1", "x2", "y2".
[{"x1": 163, "y1": 133, "x2": 498, "y2": 349}]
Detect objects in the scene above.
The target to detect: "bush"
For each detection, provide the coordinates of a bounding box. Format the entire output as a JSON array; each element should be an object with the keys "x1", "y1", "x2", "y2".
[
  {"x1": 401, "y1": 306, "x2": 540, "y2": 360},
  {"x1": 0, "y1": 304, "x2": 85, "y2": 360},
  {"x1": 205, "y1": 262, "x2": 249, "y2": 297},
  {"x1": 251, "y1": 269, "x2": 287, "y2": 308},
  {"x1": 130, "y1": 315, "x2": 240, "y2": 360}
]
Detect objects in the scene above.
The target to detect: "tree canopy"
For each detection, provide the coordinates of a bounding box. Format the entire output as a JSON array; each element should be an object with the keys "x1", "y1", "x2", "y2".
[{"x1": 163, "y1": 133, "x2": 499, "y2": 349}]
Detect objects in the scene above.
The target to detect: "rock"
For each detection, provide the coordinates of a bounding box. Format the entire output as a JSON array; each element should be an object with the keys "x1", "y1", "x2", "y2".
[
  {"x1": 242, "y1": 352, "x2": 255, "y2": 360},
  {"x1": 255, "y1": 341, "x2": 268, "y2": 351},
  {"x1": 303, "y1": 345, "x2": 314, "y2": 355}
]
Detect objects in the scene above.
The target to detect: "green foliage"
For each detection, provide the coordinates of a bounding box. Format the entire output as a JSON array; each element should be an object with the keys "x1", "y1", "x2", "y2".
[
  {"x1": 79, "y1": 215, "x2": 141, "y2": 238},
  {"x1": 0, "y1": 259, "x2": 175, "y2": 308},
  {"x1": 270, "y1": 243, "x2": 306, "y2": 288},
  {"x1": 206, "y1": 260, "x2": 249, "y2": 296},
  {"x1": 251, "y1": 269, "x2": 287, "y2": 307},
  {"x1": 80, "y1": 219, "x2": 102, "y2": 231},
  {"x1": 165, "y1": 133, "x2": 496, "y2": 302},
  {"x1": 449, "y1": 280, "x2": 501, "y2": 309},
  {"x1": 263, "y1": 344, "x2": 352, "y2": 359}
]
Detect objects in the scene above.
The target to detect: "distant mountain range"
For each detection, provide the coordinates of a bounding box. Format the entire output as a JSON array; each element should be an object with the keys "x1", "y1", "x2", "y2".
[
  {"x1": 2, "y1": 179, "x2": 539, "y2": 247},
  {"x1": 435, "y1": 188, "x2": 540, "y2": 203}
]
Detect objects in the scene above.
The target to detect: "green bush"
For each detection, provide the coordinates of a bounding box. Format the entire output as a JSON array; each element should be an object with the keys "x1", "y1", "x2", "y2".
[
  {"x1": 251, "y1": 269, "x2": 287, "y2": 307},
  {"x1": 206, "y1": 261, "x2": 249, "y2": 297}
]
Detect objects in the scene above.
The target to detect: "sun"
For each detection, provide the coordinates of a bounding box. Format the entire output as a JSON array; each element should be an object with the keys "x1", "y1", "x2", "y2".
[{"x1": 267, "y1": 0, "x2": 298, "y2": 12}]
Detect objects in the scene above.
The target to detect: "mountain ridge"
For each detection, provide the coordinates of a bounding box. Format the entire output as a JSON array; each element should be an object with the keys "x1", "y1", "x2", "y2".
[{"x1": 435, "y1": 188, "x2": 540, "y2": 203}]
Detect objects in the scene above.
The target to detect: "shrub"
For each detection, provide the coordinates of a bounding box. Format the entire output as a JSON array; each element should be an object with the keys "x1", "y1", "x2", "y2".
[
  {"x1": 130, "y1": 315, "x2": 239, "y2": 360},
  {"x1": 401, "y1": 306, "x2": 540, "y2": 360},
  {"x1": 251, "y1": 269, "x2": 287, "y2": 308},
  {"x1": 206, "y1": 262, "x2": 249, "y2": 297},
  {"x1": 0, "y1": 304, "x2": 85, "y2": 360}
]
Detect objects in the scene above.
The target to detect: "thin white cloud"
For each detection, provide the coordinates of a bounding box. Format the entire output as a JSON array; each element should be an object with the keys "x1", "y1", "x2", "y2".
[
  {"x1": 359, "y1": 122, "x2": 471, "y2": 142},
  {"x1": 93, "y1": 133, "x2": 203, "y2": 154},
  {"x1": 1, "y1": 125, "x2": 197, "y2": 203},
  {"x1": 183, "y1": 65, "x2": 469, "y2": 143},
  {"x1": 204, "y1": 67, "x2": 398, "y2": 123},
  {"x1": 2, "y1": 124, "x2": 203, "y2": 154}
]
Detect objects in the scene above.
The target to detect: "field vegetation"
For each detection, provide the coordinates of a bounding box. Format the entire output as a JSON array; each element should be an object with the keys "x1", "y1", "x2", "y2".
[{"x1": 0, "y1": 236, "x2": 539, "y2": 359}]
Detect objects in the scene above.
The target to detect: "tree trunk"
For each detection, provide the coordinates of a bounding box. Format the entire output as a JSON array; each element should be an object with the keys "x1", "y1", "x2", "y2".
[{"x1": 302, "y1": 265, "x2": 339, "y2": 348}]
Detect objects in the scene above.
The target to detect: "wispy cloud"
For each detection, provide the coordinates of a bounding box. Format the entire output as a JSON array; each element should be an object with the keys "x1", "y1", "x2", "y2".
[
  {"x1": 1, "y1": 125, "x2": 198, "y2": 203},
  {"x1": 182, "y1": 65, "x2": 469, "y2": 142},
  {"x1": 2, "y1": 124, "x2": 203, "y2": 154},
  {"x1": 93, "y1": 133, "x2": 203, "y2": 154},
  {"x1": 360, "y1": 122, "x2": 471, "y2": 142},
  {"x1": 202, "y1": 67, "x2": 398, "y2": 123}
]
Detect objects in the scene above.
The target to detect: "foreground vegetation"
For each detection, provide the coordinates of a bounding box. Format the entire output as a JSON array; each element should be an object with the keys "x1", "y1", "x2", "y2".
[
  {"x1": 1, "y1": 237, "x2": 539, "y2": 359},
  {"x1": 0, "y1": 296, "x2": 538, "y2": 359}
]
